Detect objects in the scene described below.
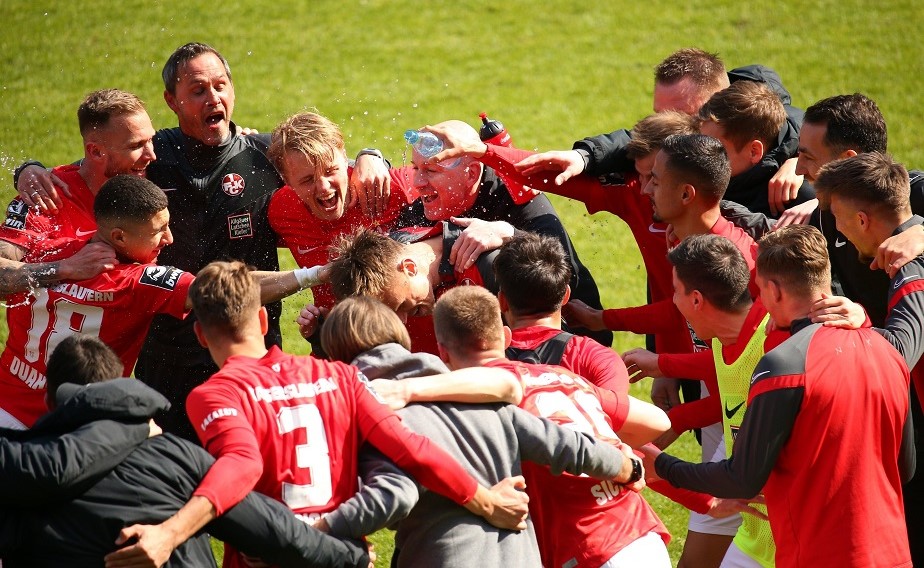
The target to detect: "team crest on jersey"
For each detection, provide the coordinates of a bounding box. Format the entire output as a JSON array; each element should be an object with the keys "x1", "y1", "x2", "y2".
[
  {"x1": 221, "y1": 173, "x2": 246, "y2": 197},
  {"x1": 139, "y1": 265, "x2": 183, "y2": 290},
  {"x1": 227, "y1": 212, "x2": 253, "y2": 239},
  {"x1": 3, "y1": 199, "x2": 29, "y2": 231}
]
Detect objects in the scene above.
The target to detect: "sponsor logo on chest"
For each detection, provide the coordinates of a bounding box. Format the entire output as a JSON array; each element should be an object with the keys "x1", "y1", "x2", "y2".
[
  {"x1": 228, "y1": 212, "x2": 254, "y2": 240},
  {"x1": 221, "y1": 173, "x2": 246, "y2": 197}
]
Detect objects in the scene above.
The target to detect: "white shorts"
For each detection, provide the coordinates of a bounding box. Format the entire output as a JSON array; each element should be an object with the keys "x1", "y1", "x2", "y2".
[
  {"x1": 0, "y1": 407, "x2": 27, "y2": 430},
  {"x1": 720, "y1": 541, "x2": 763, "y2": 568},
  {"x1": 687, "y1": 421, "x2": 741, "y2": 536},
  {"x1": 600, "y1": 532, "x2": 671, "y2": 568}
]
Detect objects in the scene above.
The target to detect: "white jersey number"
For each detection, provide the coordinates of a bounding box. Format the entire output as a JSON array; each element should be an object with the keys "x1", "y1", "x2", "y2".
[
  {"x1": 277, "y1": 404, "x2": 334, "y2": 509},
  {"x1": 533, "y1": 390, "x2": 619, "y2": 439},
  {"x1": 24, "y1": 291, "x2": 104, "y2": 364}
]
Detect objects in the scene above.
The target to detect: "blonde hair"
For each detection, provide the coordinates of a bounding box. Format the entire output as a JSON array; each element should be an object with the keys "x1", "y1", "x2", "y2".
[
  {"x1": 267, "y1": 111, "x2": 345, "y2": 178},
  {"x1": 433, "y1": 286, "x2": 503, "y2": 356},
  {"x1": 321, "y1": 296, "x2": 412, "y2": 363},
  {"x1": 188, "y1": 261, "x2": 261, "y2": 340},
  {"x1": 328, "y1": 228, "x2": 404, "y2": 301}
]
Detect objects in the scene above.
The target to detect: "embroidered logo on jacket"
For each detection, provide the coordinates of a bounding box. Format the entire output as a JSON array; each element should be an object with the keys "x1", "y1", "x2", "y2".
[
  {"x1": 228, "y1": 212, "x2": 254, "y2": 239},
  {"x1": 221, "y1": 173, "x2": 246, "y2": 197}
]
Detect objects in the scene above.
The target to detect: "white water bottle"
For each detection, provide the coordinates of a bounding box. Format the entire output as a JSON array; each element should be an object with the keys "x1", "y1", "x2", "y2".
[{"x1": 404, "y1": 130, "x2": 443, "y2": 158}]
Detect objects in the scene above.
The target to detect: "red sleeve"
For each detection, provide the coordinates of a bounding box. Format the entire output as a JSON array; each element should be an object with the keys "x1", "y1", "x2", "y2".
[
  {"x1": 658, "y1": 350, "x2": 715, "y2": 383},
  {"x1": 477, "y1": 145, "x2": 540, "y2": 205},
  {"x1": 658, "y1": 350, "x2": 721, "y2": 432},
  {"x1": 186, "y1": 384, "x2": 264, "y2": 515},
  {"x1": 132, "y1": 267, "x2": 194, "y2": 320},
  {"x1": 596, "y1": 385, "x2": 631, "y2": 431},
  {"x1": 668, "y1": 396, "x2": 722, "y2": 433},
  {"x1": 646, "y1": 479, "x2": 713, "y2": 514},
  {"x1": 354, "y1": 378, "x2": 478, "y2": 505},
  {"x1": 602, "y1": 299, "x2": 686, "y2": 335},
  {"x1": 564, "y1": 337, "x2": 629, "y2": 395},
  {"x1": 480, "y1": 145, "x2": 636, "y2": 216}
]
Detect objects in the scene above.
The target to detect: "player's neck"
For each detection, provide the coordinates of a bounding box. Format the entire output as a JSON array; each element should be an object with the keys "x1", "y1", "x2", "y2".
[
  {"x1": 213, "y1": 337, "x2": 270, "y2": 368},
  {"x1": 78, "y1": 162, "x2": 106, "y2": 196},
  {"x1": 506, "y1": 311, "x2": 560, "y2": 331},
  {"x1": 448, "y1": 349, "x2": 506, "y2": 370},
  {"x1": 673, "y1": 206, "x2": 721, "y2": 241},
  {"x1": 878, "y1": 211, "x2": 915, "y2": 246},
  {"x1": 775, "y1": 289, "x2": 830, "y2": 330},
  {"x1": 715, "y1": 305, "x2": 753, "y2": 346}
]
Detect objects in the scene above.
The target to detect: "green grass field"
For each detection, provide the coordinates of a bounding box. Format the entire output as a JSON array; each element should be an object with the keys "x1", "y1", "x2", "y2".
[{"x1": 1, "y1": 1, "x2": 921, "y2": 565}]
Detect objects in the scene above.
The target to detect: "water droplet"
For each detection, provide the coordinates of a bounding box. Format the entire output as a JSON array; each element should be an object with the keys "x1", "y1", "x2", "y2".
[{"x1": 412, "y1": 103, "x2": 418, "y2": 108}]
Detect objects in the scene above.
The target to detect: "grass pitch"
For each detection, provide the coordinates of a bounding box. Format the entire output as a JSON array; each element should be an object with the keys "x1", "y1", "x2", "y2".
[{"x1": 1, "y1": 1, "x2": 921, "y2": 565}]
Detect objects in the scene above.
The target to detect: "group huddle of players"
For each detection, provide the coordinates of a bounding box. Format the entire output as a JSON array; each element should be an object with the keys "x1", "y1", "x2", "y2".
[{"x1": 0, "y1": 42, "x2": 920, "y2": 568}]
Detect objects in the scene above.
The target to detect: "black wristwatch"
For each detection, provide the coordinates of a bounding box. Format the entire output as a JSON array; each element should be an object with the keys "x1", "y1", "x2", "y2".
[
  {"x1": 625, "y1": 456, "x2": 643, "y2": 485},
  {"x1": 356, "y1": 148, "x2": 384, "y2": 161}
]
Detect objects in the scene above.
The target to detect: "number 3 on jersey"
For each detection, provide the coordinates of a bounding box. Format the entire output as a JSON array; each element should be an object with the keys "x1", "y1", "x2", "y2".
[{"x1": 277, "y1": 404, "x2": 334, "y2": 509}]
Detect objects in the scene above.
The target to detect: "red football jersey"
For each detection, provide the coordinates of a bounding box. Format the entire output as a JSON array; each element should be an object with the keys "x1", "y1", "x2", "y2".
[
  {"x1": 0, "y1": 239, "x2": 193, "y2": 427},
  {"x1": 268, "y1": 165, "x2": 416, "y2": 309},
  {"x1": 186, "y1": 347, "x2": 478, "y2": 568},
  {"x1": 0, "y1": 165, "x2": 97, "y2": 255},
  {"x1": 487, "y1": 358, "x2": 669, "y2": 567}
]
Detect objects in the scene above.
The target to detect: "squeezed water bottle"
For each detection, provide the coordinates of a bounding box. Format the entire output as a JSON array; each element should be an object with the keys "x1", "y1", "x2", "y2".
[{"x1": 404, "y1": 130, "x2": 443, "y2": 159}]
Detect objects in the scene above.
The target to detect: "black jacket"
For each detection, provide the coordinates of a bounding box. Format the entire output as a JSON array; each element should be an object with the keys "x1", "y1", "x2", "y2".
[
  {"x1": 0, "y1": 380, "x2": 369, "y2": 568},
  {"x1": 572, "y1": 64, "x2": 809, "y2": 216}
]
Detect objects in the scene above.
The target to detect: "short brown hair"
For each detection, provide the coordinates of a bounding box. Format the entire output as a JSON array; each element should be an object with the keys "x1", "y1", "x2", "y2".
[
  {"x1": 803, "y1": 93, "x2": 887, "y2": 155},
  {"x1": 626, "y1": 111, "x2": 701, "y2": 160},
  {"x1": 814, "y1": 152, "x2": 911, "y2": 218},
  {"x1": 757, "y1": 225, "x2": 830, "y2": 297},
  {"x1": 321, "y1": 296, "x2": 412, "y2": 363},
  {"x1": 267, "y1": 111, "x2": 346, "y2": 179},
  {"x1": 698, "y1": 81, "x2": 786, "y2": 150},
  {"x1": 77, "y1": 89, "x2": 147, "y2": 137},
  {"x1": 189, "y1": 261, "x2": 261, "y2": 339},
  {"x1": 433, "y1": 286, "x2": 503, "y2": 356},
  {"x1": 494, "y1": 233, "x2": 571, "y2": 316},
  {"x1": 668, "y1": 234, "x2": 751, "y2": 313},
  {"x1": 329, "y1": 228, "x2": 404, "y2": 300},
  {"x1": 654, "y1": 48, "x2": 727, "y2": 92}
]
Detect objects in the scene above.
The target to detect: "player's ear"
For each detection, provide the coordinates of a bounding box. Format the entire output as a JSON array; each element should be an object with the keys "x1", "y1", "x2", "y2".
[
  {"x1": 258, "y1": 307, "x2": 269, "y2": 335},
  {"x1": 109, "y1": 227, "x2": 126, "y2": 246},
  {"x1": 399, "y1": 258, "x2": 417, "y2": 277},
  {"x1": 561, "y1": 285, "x2": 572, "y2": 306},
  {"x1": 85, "y1": 140, "x2": 104, "y2": 162},
  {"x1": 681, "y1": 184, "x2": 696, "y2": 203},
  {"x1": 749, "y1": 139, "x2": 765, "y2": 164},
  {"x1": 164, "y1": 89, "x2": 180, "y2": 114},
  {"x1": 436, "y1": 342, "x2": 452, "y2": 365},
  {"x1": 857, "y1": 210, "x2": 870, "y2": 230},
  {"x1": 838, "y1": 149, "x2": 858, "y2": 160},
  {"x1": 193, "y1": 321, "x2": 209, "y2": 348},
  {"x1": 497, "y1": 291, "x2": 509, "y2": 313},
  {"x1": 502, "y1": 325, "x2": 512, "y2": 349},
  {"x1": 691, "y1": 289, "x2": 704, "y2": 309}
]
